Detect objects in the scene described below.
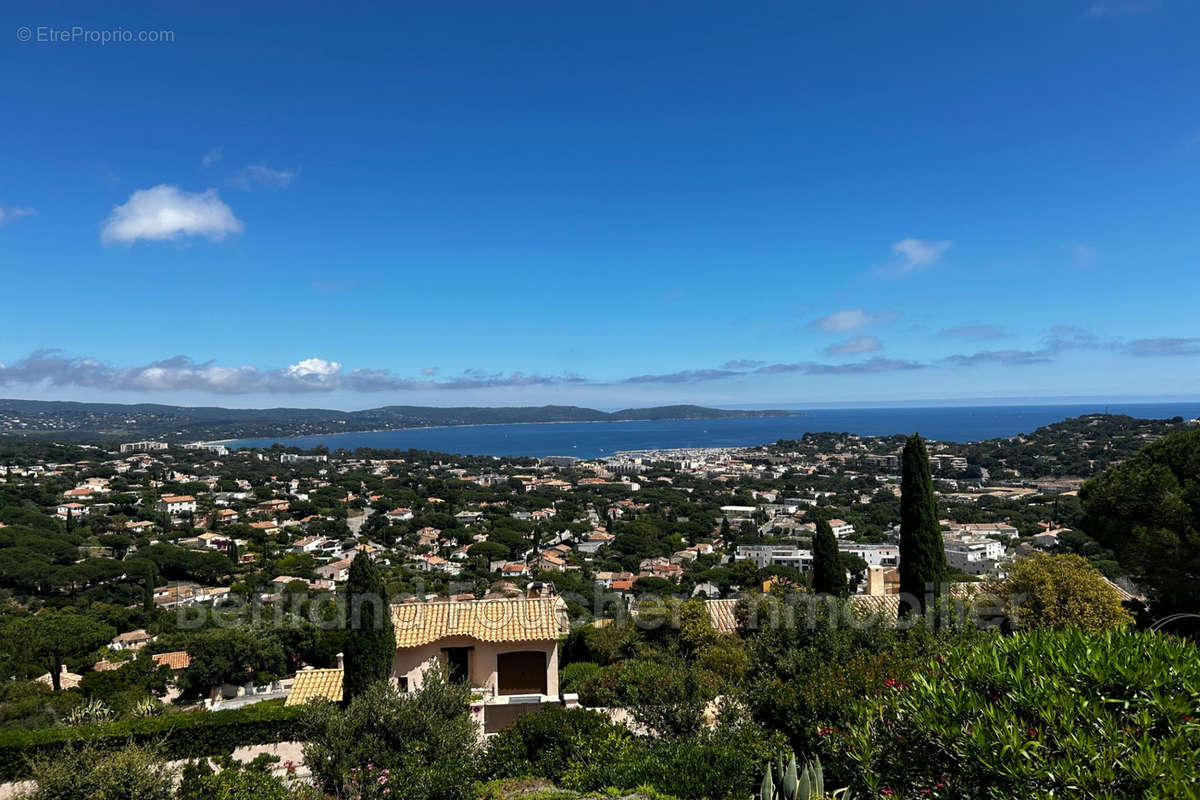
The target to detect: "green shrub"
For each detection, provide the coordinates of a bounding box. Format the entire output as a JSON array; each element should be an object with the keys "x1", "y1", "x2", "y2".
[
  {"x1": 744, "y1": 603, "x2": 966, "y2": 780},
  {"x1": 178, "y1": 753, "x2": 320, "y2": 800},
  {"x1": 558, "y1": 662, "x2": 600, "y2": 695},
  {"x1": 300, "y1": 668, "x2": 480, "y2": 800},
  {"x1": 0, "y1": 701, "x2": 302, "y2": 781},
  {"x1": 836, "y1": 627, "x2": 1200, "y2": 799},
  {"x1": 20, "y1": 742, "x2": 174, "y2": 800},
  {"x1": 613, "y1": 702, "x2": 784, "y2": 800},
  {"x1": 483, "y1": 702, "x2": 781, "y2": 800},
  {"x1": 481, "y1": 706, "x2": 629, "y2": 788},
  {"x1": 0, "y1": 681, "x2": 84, "y2": 731}
]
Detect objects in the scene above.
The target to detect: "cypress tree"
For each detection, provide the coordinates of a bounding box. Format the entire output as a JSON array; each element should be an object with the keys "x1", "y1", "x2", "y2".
[
  {"x1": 811, "y1": 517, "x2": 848, "y2": 598},
  {"x1": 899, "y1": 432, "x2": 947, "y2": 613},
  {"x1": 142, "y1": 563, "x2": 156, "y2": 613},
  {"x1": 342, "y1": 551, "x2": 395, "y2": 701}
]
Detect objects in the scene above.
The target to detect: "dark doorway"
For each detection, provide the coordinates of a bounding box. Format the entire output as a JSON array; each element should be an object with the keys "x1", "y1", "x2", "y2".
[
  {"x1": 444, "y1": 647, "x2": 470, "y2": 684},
  {"x1": 497, "y1": 650, "x2": 547, "y2": 695}
]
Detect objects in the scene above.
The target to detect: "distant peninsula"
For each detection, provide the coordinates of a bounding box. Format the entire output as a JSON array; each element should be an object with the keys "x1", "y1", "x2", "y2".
[{"x1": 0, "y1": 399, "x2": 796, "y2": 442}]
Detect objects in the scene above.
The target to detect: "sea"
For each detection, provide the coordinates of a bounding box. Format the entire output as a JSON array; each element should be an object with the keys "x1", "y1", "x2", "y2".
[{"x1": 226, "y1": 402, "x2": 1200, "y2": 459}]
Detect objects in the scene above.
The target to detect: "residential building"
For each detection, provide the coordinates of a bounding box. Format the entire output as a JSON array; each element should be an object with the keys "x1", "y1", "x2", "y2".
[
  {"x1": 55, "y1": 502, "x2": 89, "y2": 520},
  {"x1": 576, "y1": 531, "x2": 614, "y2": 554},
  {"x1": 838, "y1": 542, "x2": 899, "y2": 567},
  {"x1": 155, "y1": 494, "x2": 197, "y2": 515},
  {"x1": 316, "y1": 557, "x2": 354, "y2": 583},
  {"x1": 943, "y1": 534, "x2": 1006, "y2": 576},
  {"x1": 734, "y1": 544, "x2": 813, "y2": 571},
  {"x1": 120, "y1": 441, "x2": 168, "y2": 453},
  {"x1": 828, "y1": 518, "x2": 855, "y2": 538},
  {"x1": 111, "y1": 629, "x2": 155, "y2": 651},
  {"x1": 390, "y1": 594, "x2": 569, "y2": 733}
]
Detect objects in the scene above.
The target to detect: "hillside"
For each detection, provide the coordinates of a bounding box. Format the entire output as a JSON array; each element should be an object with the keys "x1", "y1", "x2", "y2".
[{"x1": 0, "y1": 399, "x2": 793, "y2": 442}]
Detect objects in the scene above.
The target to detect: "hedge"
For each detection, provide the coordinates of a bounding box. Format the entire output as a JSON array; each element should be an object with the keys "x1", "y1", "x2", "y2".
[{"x1": 0, "y1": 700, "x2": 304, "y2": 781}]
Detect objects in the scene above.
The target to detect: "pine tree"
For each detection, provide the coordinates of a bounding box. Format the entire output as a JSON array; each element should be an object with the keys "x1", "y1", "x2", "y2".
[
  {"x1": 810, "y1": 517, "x2": 848, "y2": 597},
  {"x1": 899, "y1": 432, "x2": 947, "y2": 613},
  {"x1": 342, "y1": 551, "x2": 396, "y2": 701}
]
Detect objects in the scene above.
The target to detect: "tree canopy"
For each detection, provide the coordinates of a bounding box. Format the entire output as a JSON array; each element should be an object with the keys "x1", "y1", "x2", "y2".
[
  {"x1": 810, "y1": 517, "x2": 847, "y2": 597},
  {"x1": 997, "y1": 552, "x2": 1131, "y2": 632},
  {"x1": 1080, "y1": 426, "x2": 1200, "y2": 615}
]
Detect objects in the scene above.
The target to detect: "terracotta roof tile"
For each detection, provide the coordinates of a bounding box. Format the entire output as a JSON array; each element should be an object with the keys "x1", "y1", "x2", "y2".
[
  {"x1": 705, "y1": 598, "x2": 740, "y2": 634},
  {"x1": 846, "y1": 594, "x2": 902, "y2": 618},
  {"x1": 285, "y1": 668, "x2": 343, "y2": 706},
  {"x1": 152, "y1": 650, "x2": 191, "y2": 670},
  {"x1": 390, "y1": 597, "x2": 568, "y2": 649}
]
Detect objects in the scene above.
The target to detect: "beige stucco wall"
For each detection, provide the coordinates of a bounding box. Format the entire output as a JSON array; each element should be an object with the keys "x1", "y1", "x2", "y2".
[{"x1": 391, "y1": 635, "x2": 559, "y2": 698}]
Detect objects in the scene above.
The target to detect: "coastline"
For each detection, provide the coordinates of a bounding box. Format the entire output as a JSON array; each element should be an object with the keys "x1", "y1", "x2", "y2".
[
  {"x1": 204, "y1": 411, "x2": 804, "y2": 446},
  {"x1": 213, "y1": 401, "x2": 1200, "y2": 458}
]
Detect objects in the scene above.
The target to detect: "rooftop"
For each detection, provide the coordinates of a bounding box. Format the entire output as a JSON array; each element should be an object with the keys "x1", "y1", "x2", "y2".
[
  {"x1": 285, "y1": 667, "x2": 343, "y2": 706},
  {"x1": 390, "y1": 596, "x2": 568, "y2": 649}
]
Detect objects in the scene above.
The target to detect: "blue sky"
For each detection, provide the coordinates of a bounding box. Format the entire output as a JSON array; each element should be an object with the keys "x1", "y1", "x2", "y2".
[{"x1": 2, "y1": 0, "x2": 1198, "y2": 410}]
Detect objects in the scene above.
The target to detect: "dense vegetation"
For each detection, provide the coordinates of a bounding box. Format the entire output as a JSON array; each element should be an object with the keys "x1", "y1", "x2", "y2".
[
  {"x1": 1080, "y1": 427, "x2": 1200, "y2": 617},
  {"x1": 834, "y1": 628, "x2": 1200, "y2": 798},
  {"x1": 2, "y1": 416, "x2": 1199, "y2": 799}
]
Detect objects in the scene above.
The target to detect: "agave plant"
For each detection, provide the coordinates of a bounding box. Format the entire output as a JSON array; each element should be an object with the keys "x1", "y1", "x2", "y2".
[
  {"x1": 65, "y1": 698, "x2": 113, "y2": 725},
  {"x1": 130, "y1": 695, "x2": 163, "y2": 717},
  {"x1": 756, "y1": 752, "x2": 852, "y2": 800}
]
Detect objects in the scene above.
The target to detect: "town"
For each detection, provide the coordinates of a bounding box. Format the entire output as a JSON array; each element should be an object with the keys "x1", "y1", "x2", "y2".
[{"x1": 3, "y1": 414, "x2": 1179, "y2": 707}]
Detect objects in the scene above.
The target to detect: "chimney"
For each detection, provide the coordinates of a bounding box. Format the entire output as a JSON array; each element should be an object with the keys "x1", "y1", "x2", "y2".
[
  {"x1": 335, "y1": 652, "x2": 344, "y2": 670},
  {"x1": 866, "y1": 566, "x2": 884, "y2": 597},
  {"x1": 526, "y1": 581, "x2": 556, "y2": 599}
]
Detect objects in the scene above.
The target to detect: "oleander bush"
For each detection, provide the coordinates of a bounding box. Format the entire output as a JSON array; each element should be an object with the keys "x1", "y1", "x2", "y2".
[
  {"x1": 834, "y1": 627, "x2": 1200, "y2": 799},
  {"x1": 481, "y1": 701, "x2": 782, "y2": 800},
  {"x1": 178, "y1": 753, "x2": 321, "y2": 800},
  {"x1": 744, "y1": 602, "x2": 983, "y2": 786}
]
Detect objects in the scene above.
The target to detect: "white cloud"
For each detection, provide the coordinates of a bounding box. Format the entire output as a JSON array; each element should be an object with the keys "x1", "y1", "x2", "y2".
[
  {"x1": 0, "y1": 207, "x2": 36, "y2": 225},
  {"x1": 285, "y1": 357, "x2": 343, "y2": 377},
  {"x1": 202, "y1": 147, "x2": 223, "y2": 167},
  {"x1": 101, "y1": 185, "x2": 244, "y2": 244},
  {"x1": 824, "y1": 335, "x2": 882, "y2": 356},
  {"x1": 814, "y1": 308, "x2": 896, "y2": 333},
  {"x1": 227, "y1": 164, "x2": 299, "y2": 190},
  {"x1": 888, "y1": 237, "x2": 952, "y2": 274}
]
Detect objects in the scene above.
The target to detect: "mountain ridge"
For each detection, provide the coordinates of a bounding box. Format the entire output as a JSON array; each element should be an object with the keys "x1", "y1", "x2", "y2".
[{"x1": 0, "y1": 398, "x2": 795, "y2": 442}]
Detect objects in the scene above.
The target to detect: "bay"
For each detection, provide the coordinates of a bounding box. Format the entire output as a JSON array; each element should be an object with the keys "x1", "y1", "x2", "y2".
[{"x1": 226, "y1": 402, "x2": 1200, "y2": 458}]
